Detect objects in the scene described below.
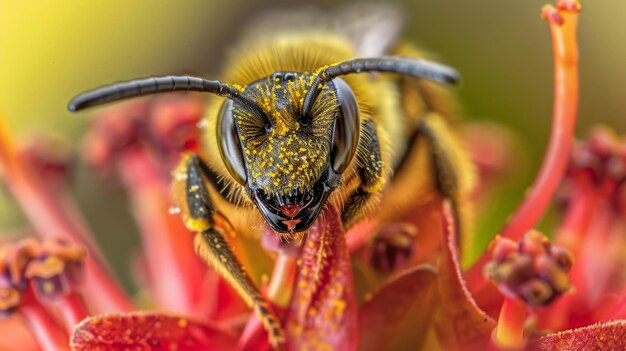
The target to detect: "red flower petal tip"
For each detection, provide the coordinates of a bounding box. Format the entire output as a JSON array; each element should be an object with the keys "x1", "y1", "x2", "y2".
[
  {"x1": 285, "y1": 205, "x2": 358, "y2": 350},
  {"x1": 531, "y1": 320, "x2": 626, "y2": 350}
]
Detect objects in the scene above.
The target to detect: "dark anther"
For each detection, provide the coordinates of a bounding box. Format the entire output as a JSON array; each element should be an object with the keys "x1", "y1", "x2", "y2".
[
  {"x1": 483, "y1": 230, "x2": 573, "y2": 306},
  {"x1": 264, "y1": 123, "x2": 273, "y2": 133},
  {"x1": 284, "y1": 73, "x2": 295, "y2": 81},
  {"x1": 272, "y1": 73, "x2": 283, "y2": 82}
]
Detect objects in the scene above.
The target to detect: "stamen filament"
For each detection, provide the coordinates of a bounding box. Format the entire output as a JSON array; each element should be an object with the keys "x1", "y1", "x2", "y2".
[
  {"x1": 500, "y1": 0, "x2": 581, "y2": 241},
  {"x1": 571, "y1": 202, "x2": 616, "y2": 305},
  {"x1": 553, "y1": 186, "x2": 602, "y2": 256},
  {"x1": 467, "y1": 0, "x2": 581, "y2": 293},
  {"x1": 18, "y1": 292, "x2": 69, "y2": 351},
  {"x1": 493, "y1": 296, "x2": 527, "y2": 350},
  {"x1": 267, "y1": 253, "x2": 297, "y2": 307},
  {"x1": 54, "y1": 293, "x2": 89, "y2": 333}
]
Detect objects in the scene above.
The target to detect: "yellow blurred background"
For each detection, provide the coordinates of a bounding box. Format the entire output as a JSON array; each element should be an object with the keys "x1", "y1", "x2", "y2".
[{"x1": 0, "y1": 0, "x2": 624, "y2": 287}]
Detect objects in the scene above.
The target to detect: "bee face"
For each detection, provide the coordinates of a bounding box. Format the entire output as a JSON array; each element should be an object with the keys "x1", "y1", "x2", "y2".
[{"x1": 217, "y1": 72, "x2": 359, "y2": 233}]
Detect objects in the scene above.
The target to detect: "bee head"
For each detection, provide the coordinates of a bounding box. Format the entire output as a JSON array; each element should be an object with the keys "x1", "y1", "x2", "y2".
[{"x1": 217, "y1": 72, "x2": 359, "y2": 233}]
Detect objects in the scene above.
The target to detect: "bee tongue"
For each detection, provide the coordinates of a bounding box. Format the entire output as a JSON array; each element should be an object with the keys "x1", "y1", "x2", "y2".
[
  {"x1": 279, "y1": 204, "x2": 302, "y2": 218},
  {"x1": 281, "y1": 219, "x2": 302, "y2": 232}
]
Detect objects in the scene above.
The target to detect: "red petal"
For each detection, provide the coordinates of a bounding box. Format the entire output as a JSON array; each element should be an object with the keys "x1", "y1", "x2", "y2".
[
  {"x1": 435, "y1": 202, "x2": 496, "y2": 350},
  {"x1": 285, "y1": 205, "x2": 358, "y2": 350},
  {"x1": 70, "y1": 312, "x2": 237, "y2": 351},
  {"x1": 531, "y1": 320, "x2": 626, "y2": 351},
  {"x1": 358, "y1": 265, "x2": 438, "y2": 351}
]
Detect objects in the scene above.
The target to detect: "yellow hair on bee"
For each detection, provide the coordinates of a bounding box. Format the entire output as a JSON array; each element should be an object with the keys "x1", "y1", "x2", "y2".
[{"x1": 225, "y1": 33, "x2": 356, "y2": 83}]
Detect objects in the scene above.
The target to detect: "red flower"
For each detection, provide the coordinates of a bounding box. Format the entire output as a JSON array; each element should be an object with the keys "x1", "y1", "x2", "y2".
[{"x1": 1, "y1": 1, "x2": 626, "y2": 350}]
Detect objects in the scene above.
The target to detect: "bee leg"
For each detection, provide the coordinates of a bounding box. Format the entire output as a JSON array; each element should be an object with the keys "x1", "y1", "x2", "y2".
[
  {"x1": 174, "y1": 154, "x2": 285, "y2": 348},
  {"x1": 415, "y1": 113, "x2": 473, "y2": 239},
  {"x1": 342, "y1": 120, "x2": 385, "y2": 228}
]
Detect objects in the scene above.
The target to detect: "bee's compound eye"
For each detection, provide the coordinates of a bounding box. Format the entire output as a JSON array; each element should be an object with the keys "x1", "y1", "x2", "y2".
[
  {"x1": 330, "y1": 78, "x2": 360, "y2": 174},
  {"x1": 284, "y1": 72, "x2": 295, "y2": 81},
  {"x1": 216, "y1": 100, "x2": 247, "y2": 185}
]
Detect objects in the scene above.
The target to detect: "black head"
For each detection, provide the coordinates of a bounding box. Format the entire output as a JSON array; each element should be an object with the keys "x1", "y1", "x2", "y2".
[{"x1": 216, "y1": 72, "x2": 359, "y2": 233}]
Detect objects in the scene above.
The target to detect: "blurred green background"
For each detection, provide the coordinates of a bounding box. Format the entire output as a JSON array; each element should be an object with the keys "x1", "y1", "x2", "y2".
[{"x1": 0, "y1": 1, "x2": 624, "y2": 289}]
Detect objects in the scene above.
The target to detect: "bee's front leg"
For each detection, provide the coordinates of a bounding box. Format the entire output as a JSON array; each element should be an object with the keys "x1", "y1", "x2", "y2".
[
  {"x1": 173, "y1": 154, "x2": 284, "y2": 348},
  {"x1": 342, "y1": 120, "x2": 385, "y2": 228}
]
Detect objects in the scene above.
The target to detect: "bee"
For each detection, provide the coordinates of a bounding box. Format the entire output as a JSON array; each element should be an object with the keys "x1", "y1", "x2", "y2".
[{"x1": 68, "y1": 12, "x2": 475, "y2": 348}]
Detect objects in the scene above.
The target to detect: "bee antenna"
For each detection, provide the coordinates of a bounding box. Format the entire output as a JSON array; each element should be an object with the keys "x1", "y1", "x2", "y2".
[
  {"x1": 68, "y1": 75, "x2": 265, "y2": 117},
  {"x1": 301, "y1": 56, "x2": 460, "y2": 118}
]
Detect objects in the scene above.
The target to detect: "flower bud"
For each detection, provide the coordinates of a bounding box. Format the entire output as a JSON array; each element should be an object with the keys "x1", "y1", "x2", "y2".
[{"x1": 484, "y1": 230, "x2": 573, "y2": 306}]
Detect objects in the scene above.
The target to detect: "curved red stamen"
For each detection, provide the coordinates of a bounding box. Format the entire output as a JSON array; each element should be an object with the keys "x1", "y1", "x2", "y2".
[
  {"x1": 501, "y1": 0, "x2": 581, "y2": 241},
  {"x1": 468, "y1": 1, "x2": 581, "y2": 293}
]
